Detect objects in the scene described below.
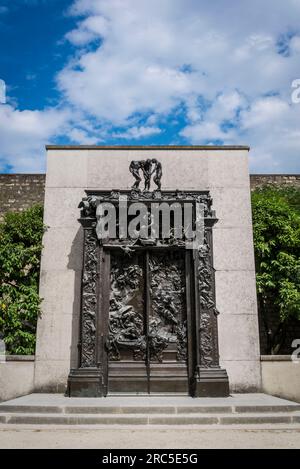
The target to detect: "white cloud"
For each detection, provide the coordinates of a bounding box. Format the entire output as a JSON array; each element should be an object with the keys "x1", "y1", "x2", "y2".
[
  {"x1": 55, "y1": 0, "x2": 300, "y2": 171},
  {"x1": 181, "y1": 121, "x2": 236, "y2": 143},
  {"x1": 241, "y1": 97, "x2": 289, "y2": 129},
  {"x1": 240, "y1": 97, "x2": 300, "y2": 172},
  {"x1": 112, "y1": 125, "x2": 161, "y2": 139},
  {"x1": 0, "y1": 104, "x2": 71, "y2": 172},
  {"x1": 181, "y1": 92, "x2": 300, "y2": 172},
  {"x1": 67, "y1": 127, "x2": 100, "y2": 144},
  {"x1": 57, "y1": 59, "x2": 194, "y2": 124},
  {"x1": 3, "y1": 0, "x2": 300, "y2": 172},
  {"x1": 290, "y1": 35, "x2": 300, "y2": 54},
  {"x1": 65, "y1": 15, "x2": 110, "y2": 45},
  {"x1": 65, "y1": 27, "x2": 96, "y2": 46}
]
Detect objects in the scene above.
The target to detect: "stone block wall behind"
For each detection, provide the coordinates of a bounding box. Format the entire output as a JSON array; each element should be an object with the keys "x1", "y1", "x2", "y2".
[
  {"x1": 1, "y1": 174, "x2": 299, "y2": 222},
  {"x1": 250, "y1": 174, "x2": 300, "y2": 190},
  {"x1": 0, "y1": 174, "x2": 45, "y2": 221}
]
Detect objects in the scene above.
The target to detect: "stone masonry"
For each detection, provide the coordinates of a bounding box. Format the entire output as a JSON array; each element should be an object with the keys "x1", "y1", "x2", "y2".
[
  {"x1": 0, "y1": 174, "x2": 46, "y2": 221},
  {"x1": 1, "y1": 173, "x2": 299, "y2": 221},
  {"x1": 250, "y1": 174, "x2": 300, "y2": 190}
]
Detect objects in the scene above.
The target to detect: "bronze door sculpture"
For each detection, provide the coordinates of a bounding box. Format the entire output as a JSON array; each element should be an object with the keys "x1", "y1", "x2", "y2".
[
  {"x1": 67, "y1": 183, "x2": 229, "y2": 397},
  {"x1": 106, "y1": 249, "x2": 190, "y2": 394}
]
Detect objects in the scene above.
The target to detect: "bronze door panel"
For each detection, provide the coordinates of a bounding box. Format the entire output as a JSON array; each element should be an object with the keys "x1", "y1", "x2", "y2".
[
  {"x1": 148, "y1": 251, "x2": 188, "y2": 393},
  {"x1": 107, "y1": 251, "x2": 148, "y2": 393},
  {"x1": 107, "y1": 249, "x2": 189, "y2": 394}
]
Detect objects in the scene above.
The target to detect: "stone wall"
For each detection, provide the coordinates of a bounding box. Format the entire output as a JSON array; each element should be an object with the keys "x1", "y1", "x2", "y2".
[
  {"x1": 261, "y1": 356, "x2": 300, "y2": 403},
  {"x1": 0, "y1": 174, "x2": 45, "y2": 220},
  {"x1": 1, "y1": 174, "x2": 299, "y2": 221},
  {"x1": 250, "y1": 174, "x2": 300, "y2": 190},
  {"x1": 0, "y1": 356, "x2": 35, "y2": 402}
]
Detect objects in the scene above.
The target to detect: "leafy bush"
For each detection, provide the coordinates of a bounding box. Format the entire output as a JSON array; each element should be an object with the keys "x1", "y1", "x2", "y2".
[
  {"x1": 0, "y1": 205, "x2": 44, "y2": 355},
  {"x1": 251, "y1": 187, "x2": 300, "y2": 354}
]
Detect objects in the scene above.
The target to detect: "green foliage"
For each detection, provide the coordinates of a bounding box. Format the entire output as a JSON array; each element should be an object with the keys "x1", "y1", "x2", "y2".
[
  {"x1": 0, "y1": 205, "x2": 44, "y2": 355},
  {"x1": 252, "y1": 186, "x2": 300, "y2": 353}
]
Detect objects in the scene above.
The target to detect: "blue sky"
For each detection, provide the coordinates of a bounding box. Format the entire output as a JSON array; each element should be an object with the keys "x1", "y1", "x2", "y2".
[{"x1": 0, "y1": 0, "x2": 300, "y2": 173}]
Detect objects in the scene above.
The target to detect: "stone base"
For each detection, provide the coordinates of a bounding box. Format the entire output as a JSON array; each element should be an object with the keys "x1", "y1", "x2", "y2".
[
  {"x1": 67, "y1": 368, "x2": 105, "y2": 397},
  {"x1": 1, "y1": 393, "x2": 299, "y2": 428},
  {"x1": 193, "y1": 367, "x2": 230, "y2": 397},
  {"x1": 67, "y1": 367, "x2": 229, "y2": 397}
]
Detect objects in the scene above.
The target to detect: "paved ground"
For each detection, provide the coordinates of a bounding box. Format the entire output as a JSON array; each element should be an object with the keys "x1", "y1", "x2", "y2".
[{"x1": 0, "y1": 426, "x2": 300, "y2": 448}]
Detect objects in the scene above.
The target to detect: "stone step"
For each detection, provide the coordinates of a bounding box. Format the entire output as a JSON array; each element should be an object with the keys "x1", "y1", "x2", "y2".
[
  {"x1": 1, "y1": 394, "x2": 299, "y2": 427},
  {"x1": 0, "y1": 412, "x2": 299, "y2": 426},
  {"x1": 0, "y1": 404, "x2": 299, "y2": 415}
]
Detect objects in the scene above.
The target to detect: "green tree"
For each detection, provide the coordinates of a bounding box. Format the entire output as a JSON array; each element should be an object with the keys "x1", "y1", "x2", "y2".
[
  {"x1": 252, "y1": 187, "x2": 300, "y2": 354},
  {"x1": 0, "y1": 205, "x2": 44, "y2": 355}
]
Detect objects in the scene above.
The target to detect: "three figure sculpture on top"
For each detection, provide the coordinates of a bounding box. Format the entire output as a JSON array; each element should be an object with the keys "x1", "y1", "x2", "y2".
[{"x1": 129, "y1": 158, "x2": 162, "y2": 191}]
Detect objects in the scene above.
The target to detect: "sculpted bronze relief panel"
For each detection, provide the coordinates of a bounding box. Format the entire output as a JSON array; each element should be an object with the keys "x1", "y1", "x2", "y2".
[
  {"x1": 149, "y1": 251, "x2": 187, "y2": 363},
  {"x1": 107, "y1": 252, "x2": 145, "y2": 362},
  {"x1": 107, "y1": 250, "x2": 189, "y2": 393}
]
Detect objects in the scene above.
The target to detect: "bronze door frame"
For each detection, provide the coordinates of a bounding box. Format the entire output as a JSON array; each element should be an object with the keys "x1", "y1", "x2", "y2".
[{"x1": 67, "y1": 189, "x2": 229, "y2": 397}]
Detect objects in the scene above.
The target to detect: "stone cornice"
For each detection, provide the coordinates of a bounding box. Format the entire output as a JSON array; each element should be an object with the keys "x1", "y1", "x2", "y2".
[{"x1": 46, "y1": 144, "x2": 250, "y2": 151}]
